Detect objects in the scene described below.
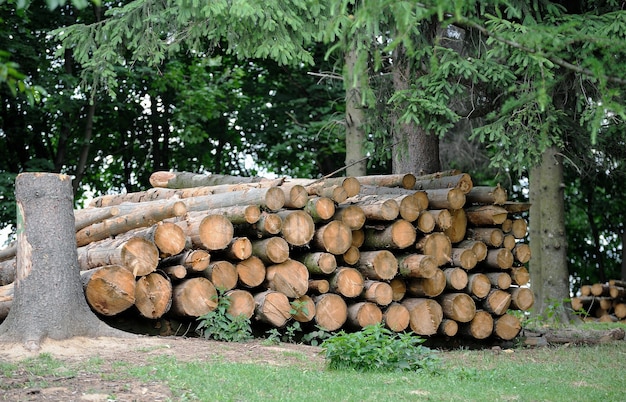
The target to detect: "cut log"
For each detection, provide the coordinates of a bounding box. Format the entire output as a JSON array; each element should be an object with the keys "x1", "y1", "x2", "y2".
[
  {"x1": 198, "y1": 215, "x2": 235, "y2": 251},
  {"x1": 443, "y1": 208, "x2": 467, "y2": 243},
  {"x1": 329, "y1": 267, "x2": 365, "y2": 298},
  {"x1": 361, "y1": 280, "x2": 393, "y2": 306},
  {"x1": 502, "y1": 234, "x2": 516, "y2": 251},
  {"x1": 466, "y1": 273, "x2": 492, "y2": 299},
  {"x1": 443, "y1": 267, "x2": 469, "y2": 291},
  {"x1": 281, "y1": 184, "x2": 309, "y2": 209},
  {"x1": 202, "y1": 260, "x2": 238, "y2": 291},
  {"x1": 354, "y1": 250, "x2": 398, "y2": 280},
  {"x1": 396, "y1": 194, "x2": 422, "y2": 222},
  {"x1": 333, "y1": 205, "x2": 366, "y2": 230},
  {"x1": 313, "y1": 293, "x2": 348, "y2": 331},
  {"x1": 456, "y1": 240, "x2": 487, "y2": 262},
  {"x1": 235, "y1": 256, "x2": 266, "y2": 288},
  {"x1": 484, "y1": 248, "x2": 514, "y2": 270},
  {"x1": 509, "y1": 287, "x2": 535, "y2": 311},
  {"x1": 450, "y1": 248, "x2": 478, "y2": 270},
  {"x1": 182, "y1": 187, "x2": 285, "y2": 213},
  {"x1": 438, "y1": 319, "x2": 459, "y2": 337},
  {"x1": 402, "y1": 298, "x2": 443, "y2": 336},
  {"x1": 161, "y1": 264, "x2": 187, "y2": 280},
  {"x1": 485, "y1": 272, "x2": 512, "y2": 290},
  {"x1": 482, "y1": 289, "x2": 512, "y2": 315},
  {"x1": 338, "y1": 246, "x2": 360, "y2": 266},
  {"x1": 355, "y1": 174, "x2": 416, "y2": 189},
  {"x1": 591, "y1": 283, "x2": 610, "y2": 297},
  {"x1": 304, "y1": 197, "x2": 336, "y2": 222},
  {"x1": 76, "y1": 200, "x2": 187, "y2": 246},
  {"x1": 467, "y1": 227, "x2": 504, "y2": 247},
  {"x1": 297, "y1": 252, "x2": 337, "y2": 275},
  {"x1": 159, "y1": 249, "x2": 210, "y2": 273},
  {"x1": 185, "y1": 205, "x2": 262, "y2": 225},
  {"x1": 501, "y1": 218, "x2": 513, "y2": 233},
  {"x1": 465, "y1": 184, "x2": 507, "y2": 205},
  {"x1": 149, "y1": 171, "x2": 268, "y2": 188},
  {"x1": 344, "y1": 194, "x2": 400, "y2": 221},
  {"x1": 81, "y1": 265, "x2": 136, "y2": 316},
  {"x1": 509, "y1": 266, "x2": 530, "y2": 286},
  {"x1": 383, "y1": 303, "x2": 410, "y2": 332},
  {"x1": 415, "y1": 233, "x2": 452, "y2": 266},
  {"x1": 415, "y1": 211, "x2": 436, "y2": 233},
  {"x1": 609, "y1": 279, "x2": 626, "y2": 287},
  {"x1": 277, "y1": 210, "x2": 315, "y2": 246},
  {"x1": 253, "y1": 290, "x2": 292, "y2": 327},
  {"x1": 413, "y1": 191, "x2": 430, "y2": 211},
  {"x1": 609, "y1": 286, "x2": 626, "y2": 299},
  {"x1": 346, "y1": 302, "x2": 383, "y2": 328},
  {"x1": 429, "y1": 209, "x2": 452, "y2": 231},
  {"x1": 224, "y1": 289, "x2": 255, "y2": 319},
  {"x1": 311, "y1": 220, "x2": 353, "y2": 255},
  {"x1": 465, "y1": 205, "x2": 509, "y2": 226},
  {"x1": 512, "y1": 243, "x2": 531, "y2": 264},
  {"x1": 308, "y1": 279, "x2": 330, "y2": 294},
  {"x1": 250, "y1": 237, "x2": 290, "y2": 264},
  {"x1": 220, "y1": 237, "x2": 253, "y2": 261},
  {"x1": 134, "y1": 271, "x2": 173, "y2": 319},
  {"x1": 362, "y1": 219, "x2": 416, "y2": 250},
  {"x1": 493, "y1": 313, "x2": 522, "y2": 340},
  {"x1": 77, "y1": 236, "x2": 159, "y2": 277},
  {"x1": 169, "y1": 277, "x2": 217, "y2": 318},
  {"x1": 511, "y1": 218, "x2": 528, "y2": 239},
  {"x1": 614, "y1": 303, "x2": 626, "y2": 319},
  {"x1": 423, "y1": 188, "x2": 466, "y2": 210},
  {"x1": 460, "y1": 310, "x2": 493, "y2": 340},
  {"x1": 116, "y1": 221, "x2": 186, "y2": 258},
  {"x1": 389, "y1": 278, "x2": 407, "y2": 301},
  {"x1": 292, "y1": 294, "x2": 316, "y2": 323},
  {"x1": 396, "y1": 253, "x2": 438, "y2": 279},
  {"x1": 406, "y1": 269, "x2": 446, "y2": 298},
  {"x1": 74, "y1": 205, "x2": 123, "y2": 231},
  {"x1": 237, "y1": 212, "x2": 282, "y2": 238},
  {"x1": 414, "y1": 173, "x2": 473, "y2": 194},
  {"x1": 265, "y1": 259, "x2": 309, "y2": 298},
  {"x1": 438, "y1": 292, "x2": 476, "y2": 323},
  {"x1": 500, "y1": 202, "x2": 531, "y2": 213},
  {"x1": 351, "y1": 229, "x2": 365, "y2": 248}
]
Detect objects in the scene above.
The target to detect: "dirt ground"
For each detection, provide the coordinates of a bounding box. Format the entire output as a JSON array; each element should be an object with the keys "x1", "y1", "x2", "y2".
[{"x1": 0, "y1": 335, "x2": 326, "y2": 401}]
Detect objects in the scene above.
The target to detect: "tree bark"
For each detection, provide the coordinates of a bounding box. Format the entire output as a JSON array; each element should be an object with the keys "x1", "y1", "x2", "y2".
[
  {"x1": 149, "y1": 171, "x2": 268, "y2": 188},
  {"x1": 0, "y1": 173, "x2": 126, "y2": 350},
  {"x1": 414, "y1": 173, "x2": 473, "y2": 194},
  {"x1": 344, "y1": 47, "x2": 368, "y2": 176}
]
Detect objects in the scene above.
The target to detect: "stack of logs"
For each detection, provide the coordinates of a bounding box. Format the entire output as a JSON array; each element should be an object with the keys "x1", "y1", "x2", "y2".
[
  {"x1": 572, "y1": 280, "x2": 626, "y2": 323},
  {"x1": 0, "y1": 170, "x2": 534, "y2": 342}
]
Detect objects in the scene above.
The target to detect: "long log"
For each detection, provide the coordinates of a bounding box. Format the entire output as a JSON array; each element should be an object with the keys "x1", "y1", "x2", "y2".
[
  {"x1": 134, "y1": 271, "x2": 173, "y2": 319},
  {"x1": 80, "y1": 265, "x2": 136, "y2": 316},
  {"x1": 383, "y1": 303, "x2": 410, "y2": 332},
  {"x1": 361, "y1": 280, "x2": 393, "y2": 306},
  {"x1": 329, "y1": 267, "x2": 365, "y2": 298},
  {"x1": 235, "y1": 256, "x2": 266, "y2": 288},
  {"x1": 362, "y1": 219, "x2": 416, "y2": 250},
  {"x1": 181, "y1": 187, "x2": 285, "y2": 213},
  {"x1": 355, "y1": 250, "x2": 398, "y2": 280},
  {"x1": 276, "y1": 210, "x2": 315, "y2": 246},
  {"x1": 343, "y1": 194, "x2": 400, "y2": 221},
  {"x1": 423, "y1": 188, "x2": 466, "y2": 210},
  {"x1": 346, "y1": 302, "x2": 383, "y2": 328},
  {"x1": 265, "y1": 259, "x2": 309, "y2": 298},
  {"x1": 77, "y1": 236, "x2": 159, "y2": 277},
  {"x1": 413, "y1": 173, "x2": 473, "y2": 194},
  {"x1": 149, "y1": 171, "x2": 269, "y2": 188},
  {"x1": 253, "y1": 290, "x2": 292, "y2": 327},
  {"x1": 201, "y1": 261, "x2": 238, "y2": 291},
  {"x1": 465, "y1": 185, "x2": 507, "y2": 205},
  {"x1": 396, "y1": 253, "x2": 438, "y2": 279},
  {"x1": 438, "y1": 292, "x2": 476, "y2": 323},
  {"x1": 355, "y1": 174, "x2": 416, "y2": 189},
  {"x1": 169, "y1": 277, "x2": 217, "y2": 318},
  {"x1": 467, "y1": 227, "x2": 504, "y2": 247},
  {"x1": 313, "y1": 293, "x2": 348, "y2": 331},
  {"x1": 465, "y1": 205, "x2": 509, "y2": 226},
  {"x1": 311, "y1": 220, "x2": 353, "y2": 255},
  {"x1": 402, "y1": 298, "x2": 443, "y2": 336}
]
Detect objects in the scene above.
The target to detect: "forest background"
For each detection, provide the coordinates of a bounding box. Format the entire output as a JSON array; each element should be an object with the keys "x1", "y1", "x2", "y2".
[{"x1": 1, "y1": 0, "x2": 625, "y2": 319}]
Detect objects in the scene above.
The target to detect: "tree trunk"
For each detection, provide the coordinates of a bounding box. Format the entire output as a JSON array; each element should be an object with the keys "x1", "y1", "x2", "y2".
[
  {"x1": 0, "y1": 173, "x2": 126, "y2": 350},
  {"x1": 529, "y1": 146, "x2": 573, "y2": 321},
  {"x1": 344, "y1": 47, "x2": 368, "y2": 176}
]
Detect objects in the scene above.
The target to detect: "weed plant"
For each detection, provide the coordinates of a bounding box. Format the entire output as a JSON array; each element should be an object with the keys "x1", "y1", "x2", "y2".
[{"x1": 195, "y1": 291, "x2": 253, "y2": 342}]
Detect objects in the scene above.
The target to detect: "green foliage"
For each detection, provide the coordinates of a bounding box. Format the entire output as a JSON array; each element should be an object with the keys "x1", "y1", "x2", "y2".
[
  {"x1": 195, "y1": 292, "x2": 253, "y2": 343},
  {"x1": 321, "y1": 323, "x2": 439, "y2": 372}
]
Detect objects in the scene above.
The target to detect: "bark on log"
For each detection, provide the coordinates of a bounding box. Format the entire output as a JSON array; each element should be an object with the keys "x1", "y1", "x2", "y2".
[
  {"x1": 250, "y1": 237, "x2": 290, "y2": 264},
  {"x1": 304, "y1": 197, "x2": 336, "y2": 222},
  {"x1": 460, "y1": 310, "x2": 493, "y2": 340},
  {"x1": 202, "y1": 261, "x2": 238, "y2": 291},
  {"x1": 329, "y1": 267, "x2": 365, "y2": 298},
  {"x1": 77, "y1": 236, "x2": 159, "y2": 277},
  {"x1": 134, "y1": 271, "x2": 173, "y2": 319},
  {"x1": 346, "y1": 302, "x2": 383, "y2": 328},
  {"x1": 311, "y1": 221, "x2": 353, "y2": 255},
  {"x1": 362, "y1": 219, "x2": 416, "y2": 250},
  {"x1": 205, "y1": 205, "x2": 262, "y2": 225},
  {"x1": 74, "y1": 205, "x2": 123, "y2": 231},
  {"x1": 162, "y1": 264, "x2": 187, "y2": 280},
  {"x1": 149, "y1": 171, "x2": 268, "y2": 188},
  {"x1": 500, "y1": 202, "x2": 531, "y2": 213},
  {"x1": 355, "y1": 174, "x2": 416, "y2": 189},
  {"x1": 333, "y1": 205, "x2": 366, "y2": 230},
  {"x1": 253, "y1": 290, "x2": 292, "y2": 327},
  {"x1": 482, "y1": 289, "x2": 512, "y2": 315},
  {"x1": 235, "y1": 256, "x2": 266, "y2": 288},
  {"x1": 466, "y1": 273, "x2": 492, "y2": 299},
  {"x1": 402, "y1": 298, "x2": 443, "y2": 336},
  {"x1": 443, "y1": 208, "x2": 467, "y2": 243},
  {"x1": 450, "y1": 248, "x2": 478, "y2": 270},
  {"x1": 224, "y1": 289, "x2": 255, "y2": 319},
  {"x1": 465, "y1": 185, "x2": 507, "y2": 205},
  {"x1": 276, "y1": 210, "x2": 315, "y2": 246},
  {"x1": 396, "y1": 254, "x2": 438, "y2": 279},
  {"x1": 297, "y1": 252, "x2": 337, "y2": 275},
  {"x1": 443, "y1": 267, "x2": 469, "y2": 291},
  {"x1": 361, "y1": 280, "x2": 393, "y2": 306},
  {"x1": 182, "y1": 187, "x2": 285, "y2": 213},
  {"x1": 406, "y1": 269, "x2": 446, "y2": 298},
  {"x1": 314, "y1": 293, "x2": 348, "y2": 331},
  {"x1": 383, "y1": 303, "x2": 410, "y2": 332},
  {"x1": 81, "y1": 265, "x2": 136, "y2": 316},
  {"x1": 292, "y1": 295, "x2": 316, "y2": 323},
  {"x1": 439, "y1": 292, "x2": 476, "y2": 323},
  {"x1": 265, "y1": 259, "x2": 309, "y2": 298},
  {"x1": 465, "y1": 205, "x2": 509, "y2": 226},
  {"x1": 423, "y1": 188, "x2": 466, "y2": 210},
  {"x1": 236, "y1": 212, "x2": 282, "y2": 238},
  {"x1": 76, "y1": 200, "x2": 187, "y2": 246},
  {"x1": 355, "y1": 250, "x2": 398, "y2": 280},
  {"x1": 169, "y1": 277, "x2": 217, "y2": 318},
  {"x1": 159, "y1": 250, "x2": 210, "y2": 273},
  {"x1": 509, "y1": 287, "x2": 535, "y2": 311},
  {"x1": 415, "y1": 233, "x2": 452, "y2": 266},
  {"x1": 413, "y1": 173, "x2": 473, "y2": 194},
  {"x1": 493, "y1": 313, "x2": 522, "y2": 340}
]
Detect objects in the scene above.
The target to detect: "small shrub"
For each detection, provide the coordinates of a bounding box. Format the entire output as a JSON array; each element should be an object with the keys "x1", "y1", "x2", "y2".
[
  {"x1": 321, "y1": 323, "x2": 439, "y2": 372},
  {"x1": 196, "y1": 292, "x2": 253, "y2": 342}
]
